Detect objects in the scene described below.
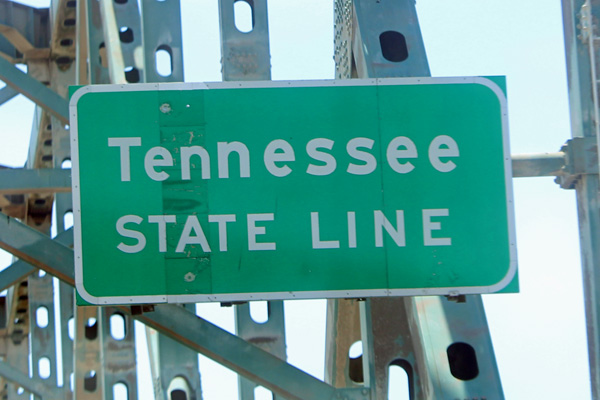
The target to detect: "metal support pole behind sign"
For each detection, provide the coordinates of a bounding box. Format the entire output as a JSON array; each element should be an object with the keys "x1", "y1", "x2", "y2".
[
  {"x1": 562, "y1": 1, "x2": 600, "y2": 397},
  {"x1": 218, "y1": 2, "x2": 287, "y2": 398},
  {"x1": 327, "y1": 1, "x2": 505, "y2": 398},
  {"x1": 139, "y1": 3, "x2": 203, "y2": 398}
]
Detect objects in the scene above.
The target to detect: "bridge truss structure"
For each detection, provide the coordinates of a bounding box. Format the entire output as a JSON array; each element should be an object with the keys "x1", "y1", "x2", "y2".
[{"x1": 0, "y1": 0, "x2": 597, "y2": 399}]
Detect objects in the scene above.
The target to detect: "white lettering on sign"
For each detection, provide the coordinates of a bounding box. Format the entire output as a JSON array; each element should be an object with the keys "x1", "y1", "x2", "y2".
[
  {"x1": 386, "y1": 136, "x2": 418, "y2": 174},
  {"x1": 208, "y1": 214, "x2": 236, "y2": 251},
  {"x1": 423, "y1": 209, "x2": 451, "y2": 246},
  {"x1": 347, "y1": 211, "x2": 357, "y2": 248},
  {"x1": 148, "y1": 215, "x2": 176, "y2": 252},
  {"x1": 429, "y1": 135, "x2": 459, "y2": 172},
  {"x1": 181, "y1": 146, "x2": 211, "y2": 180},
  {"x1": 264, "y1": 140, "x2": 295, "y2": 177},
  {"x1": 347, "y1": 138, "x2": 377, "y2": 175},
  {"x1": 176, "y1": 215, "x2": 211, "y2": 253},
  {"x1": 145, "y1": 147, "x2": 173, "y2": 181},
  {"x1": 311, "y1": 212, "x2": 340, "y2": 249},
  {"x1": 247, "y1": 213, "x2": 276, "y2": 251},
  {"x1": 306, "y1": 138, "x2": 336, "y2": 176},
  {"x1": 108, "y1": 137, "x2": 141, "y2": 181},
  {"x1": 218, "y1": 141, "x2": 251, "y2": 179},
  {"x1": 115, "y1": 210, "x2": 453, "y2": 254},
  {"x1": 374, "y1": 210, "x2": 406, "y2": 247},
  {"x1": 108, "y1": 135, "x2": 460, "y2": 181},
  {"x1": 116, "y1": 215, "x2": 145, "y2": 253}
]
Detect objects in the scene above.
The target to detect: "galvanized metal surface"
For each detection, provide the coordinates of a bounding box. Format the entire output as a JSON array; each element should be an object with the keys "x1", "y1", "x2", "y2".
[
  {"x1": 328, "y1": 1, "x2": 506, "y2": 399},
  {"x1": 0, "y1": 168, "x2": 71, "y2": 195},
  {"x1": 562, "y1": 0, "x2": 600, "y2": 397},
  {"x1": 0, "y1": 0, "x2": 596, "y2": 399},
  {"x1": 0, "y1": 56, "x2": 68, "y2": 123}
]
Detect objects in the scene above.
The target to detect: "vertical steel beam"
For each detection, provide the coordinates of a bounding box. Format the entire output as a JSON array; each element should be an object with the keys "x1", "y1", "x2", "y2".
[
  {"x1": 75, "y1": 3, "x2": 140, "y2": 399},
  {"x1": 28, "y1": 272, "x2": 58, "y2": 398},
  {"x1": 235, "y1": 303, "x2": 287, "y2": 399},
  {"x1": 218, "y1": 3, "x2": 287, "y2": 398},
  {"x1": 85, "y1": 0, "x2": 109, "y2": 84},
  {"x1": 327, "y1": 1, "x2": 504, "y2": 399},
  {"x1": 137, "y1": 3, "x2": 201, "y2": 398},
  {"x1": 140, "y1": 0, "x2": 184, "y2": 83},
  {"x1": 324, "y1": 299, "x2": 363, "y2": 388},
  {"x1": 98, "y1": 0, "x2": 126, "y2": 84},
  {"x1": 100, "y1": 309, "x2": 138, "y2": 399},
  {"x1": 5, "y1": 280, "x2": 32, "y2": 400},
  {"x1": 561, "y1": 0, "x2": 600, "y2": 397},
  {"x1": 145, "y1": 304, "x2": 202, "y2": 400},
  {"x1": 219, "y1": 0, "x2": 271, "y2": 81},
  {"x1": 74, "y1": 306, "x2": 104, "y2": 400}
]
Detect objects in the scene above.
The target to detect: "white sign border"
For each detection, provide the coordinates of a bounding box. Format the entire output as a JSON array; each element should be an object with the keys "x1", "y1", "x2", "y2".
[{"x1": 70, "y1": 76, "x2": 517, "y2": 305}]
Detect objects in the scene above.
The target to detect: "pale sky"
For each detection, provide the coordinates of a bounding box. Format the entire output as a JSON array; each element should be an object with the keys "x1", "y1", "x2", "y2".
[{"x1": 0, "y1": 1, "x2": 590, "y2": 399}]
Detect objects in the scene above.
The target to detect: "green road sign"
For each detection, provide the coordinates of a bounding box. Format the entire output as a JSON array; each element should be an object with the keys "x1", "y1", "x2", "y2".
[{"x1": 70, "y1": 77, "x2": 517, "y2": 305}]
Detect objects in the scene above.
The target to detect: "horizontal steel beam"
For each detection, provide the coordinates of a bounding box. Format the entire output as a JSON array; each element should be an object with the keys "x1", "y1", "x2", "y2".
[
  {"x1": 0, "y1": 213, "x2": 355, "y2": 400},
  {"x1": 0, "y1": 56, "x2": 68, "y2": 123},
  {"x1": 512, "y1": 152, "x2": 566, "y2": 177},
  {"x1": 0, "y1": 168, "x2": 71, "y2": 195}
]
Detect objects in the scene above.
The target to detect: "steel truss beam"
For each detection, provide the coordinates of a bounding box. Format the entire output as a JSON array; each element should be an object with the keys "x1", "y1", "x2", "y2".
[
  {"x1": 0, "y1": 168, "x2": 71, "y2": 195},
  {"x1": 0, "y1": 359, "x2": 62, "y2": 399},
  {"x1": 0, "y1": 56, "x2": 68, "y2": 123},
  {"x1": 0, "y1": 212, "x2": 372, "y2": 400},
  {"x1": 0, "y1": 228, "x2": 72, "y2": 291},
  {"x1": 562, "y1": 0, "x2": 600, "y2": 397}
]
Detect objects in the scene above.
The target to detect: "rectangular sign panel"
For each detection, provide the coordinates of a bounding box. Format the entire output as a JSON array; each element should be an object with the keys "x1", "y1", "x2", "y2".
[{"x1": 70, "y1": 77, "x2": 517, "y2": 305}]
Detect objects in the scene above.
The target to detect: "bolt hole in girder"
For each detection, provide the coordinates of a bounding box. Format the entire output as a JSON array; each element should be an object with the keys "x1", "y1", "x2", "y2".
[
  {"x1": 388, "y1": 359, "x2": 412, "y2": 400},
  {"x1": 125, "y1": 66, "x2": 140, "y2": 83},
  {"x1": 249, "y1": 300, "x2": 269, "y2": 324},
  {"x1": 99, "y1": 42, "x2": 108, "y2": 68},
  {"x1": 379, "y1": 31, "x2": 409, "y2": 62},
  {"x1": 38, "y1": 357, "x2": 51, "y2": 379},
  {"x1": 113, "y1": 382, "x2": 128, "y2": 400},
  {"x1": 170, "y1": 389, "x2": 187, "y2": 400},
  {"x1": 119, "y1": 27, "x2": 134, "y2": 43},
  {"x1": 155, "y1": 45, "x2": 173, "y2": 77},
  {"x1": 68, "y1": 317, "x2": 74, "y2": 340},
  {"x1": 64, "y1": 210, "x2": 73, "y2": 230},
  {"x1": 168, "y1": 376, "x2": 192, "y2": 400},
  {"x1": 234, "y1": 0, "x2": 254, "y2": 33},
  {"x1": 109, "y1": 312, "x2": 126, "y2": 340},
  {"x1": 348, "y1": 340, "x2": 364, "y2": 384},
  {"x1": 84, "y1": 370, "x2": 97, "y2": 392},
  {"x1": 447, "y1": 342, "x2": 479, "y2": 381},
  {"x1": 35, "y1": 306, "x2": 49, "y2": 328},
  {"x1": 85, "y1": 317, "x2": 98, "y2": 340},
  {"x1": 254, "y1": 386, "x2": 272, "y2": 400}
]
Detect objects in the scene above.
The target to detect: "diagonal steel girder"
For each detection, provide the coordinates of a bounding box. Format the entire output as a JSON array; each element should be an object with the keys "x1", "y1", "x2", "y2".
[
  {"x1": 0, "y1": 212, "x2": 361, "y2": 400},
  {"x1": 0, "y1": 227, "x2": 72, "y2": 291},
  {"x1": 0, "y1": 359, "x2": 62, "y2": 399},
  {"x1": 0, "y1": 56, "x2": 68, "y2": 124},
  {"x1": 0, "y1": 85, "x2": 17, "y2": 106}
]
